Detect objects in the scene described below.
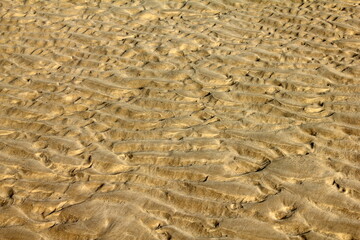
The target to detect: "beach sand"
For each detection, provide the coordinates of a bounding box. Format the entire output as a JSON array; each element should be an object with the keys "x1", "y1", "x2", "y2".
[{"x1": 0, "y1": 0, "x2": 359, "y2": 239}]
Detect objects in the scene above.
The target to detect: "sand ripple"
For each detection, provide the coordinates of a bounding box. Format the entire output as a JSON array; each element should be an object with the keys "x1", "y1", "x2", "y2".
[{"x1": 0, "y1": 0, "x2": 360, "y2": 239}]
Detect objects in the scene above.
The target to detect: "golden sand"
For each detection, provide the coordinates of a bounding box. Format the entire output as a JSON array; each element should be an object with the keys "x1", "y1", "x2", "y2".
[{"x1": 0, "y1": 0, "x2": 360, "y2": 239}]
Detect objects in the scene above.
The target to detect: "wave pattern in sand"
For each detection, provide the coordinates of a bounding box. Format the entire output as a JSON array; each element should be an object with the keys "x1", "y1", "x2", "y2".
[{"x1": 0, "y1": 0, "x2": 360, "y2": 239}]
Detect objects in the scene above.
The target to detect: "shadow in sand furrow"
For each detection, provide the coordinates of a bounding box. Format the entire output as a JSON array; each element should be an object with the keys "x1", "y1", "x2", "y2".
[
  {"x1": 111, "y1": 139, "x2": 221, "y2": 154},
  {"x1": 121, "y1": 150, "x2": 232, "y2": 167}
]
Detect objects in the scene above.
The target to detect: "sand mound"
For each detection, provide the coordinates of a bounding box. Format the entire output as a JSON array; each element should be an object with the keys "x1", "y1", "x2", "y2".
[{"x1": 0, "y1": 0, "x2": 359, "y2": 239}]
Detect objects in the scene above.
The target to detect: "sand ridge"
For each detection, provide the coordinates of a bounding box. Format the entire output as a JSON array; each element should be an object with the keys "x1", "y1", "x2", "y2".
[{"x1": 0, "y1": 0, "x2": 360, "y2": 239}]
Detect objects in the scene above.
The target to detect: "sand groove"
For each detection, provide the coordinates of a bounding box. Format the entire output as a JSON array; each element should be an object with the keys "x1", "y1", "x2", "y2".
[{"x1": 0, "y1": 0, "x2": 360, "y2": 239}]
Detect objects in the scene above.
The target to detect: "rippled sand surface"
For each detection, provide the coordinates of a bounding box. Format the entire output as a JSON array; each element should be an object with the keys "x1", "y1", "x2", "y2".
[{"x1": 0, "y1": 0, "x2": 360, "y2": 239}]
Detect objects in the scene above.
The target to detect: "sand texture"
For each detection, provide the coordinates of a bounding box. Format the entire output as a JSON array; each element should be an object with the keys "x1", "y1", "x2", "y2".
[{"x1": 0, "y1": 0, "x2": 360, "y2": 239}]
